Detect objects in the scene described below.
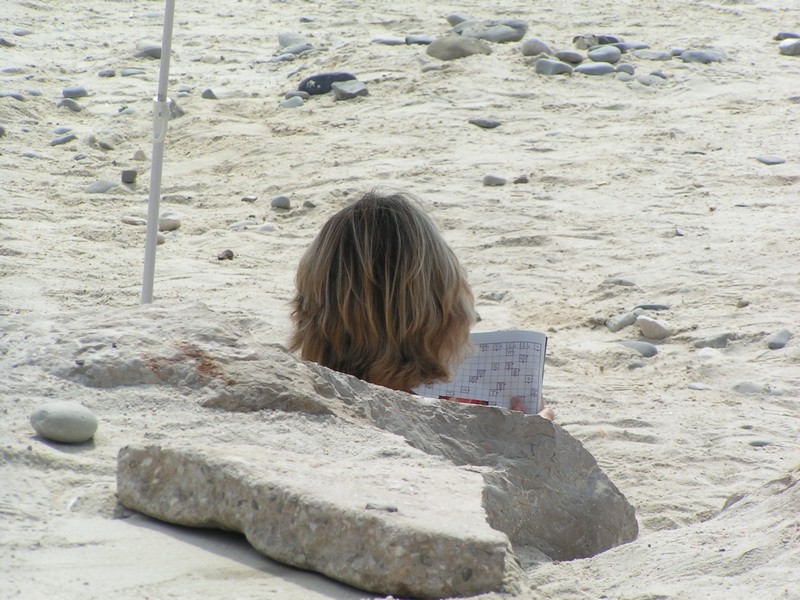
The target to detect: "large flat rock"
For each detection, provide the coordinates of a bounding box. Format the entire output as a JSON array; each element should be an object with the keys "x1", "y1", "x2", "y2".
[{"x1": 117, "y1": 444, "x2": 519, "y2": 599}]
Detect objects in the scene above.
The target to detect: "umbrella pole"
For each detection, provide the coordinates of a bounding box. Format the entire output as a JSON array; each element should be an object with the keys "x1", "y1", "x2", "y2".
[{"x1": 141, "y1": 0, "x2": 176, "y2": 304}]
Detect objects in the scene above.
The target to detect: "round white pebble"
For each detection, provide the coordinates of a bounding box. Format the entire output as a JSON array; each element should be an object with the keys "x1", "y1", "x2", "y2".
[
  {"x1": 30, "y1": 401, "x2": 98, "y2": 443},
  {"x1": 636, "y1": 315, "x2": 673, "y2": 339}
]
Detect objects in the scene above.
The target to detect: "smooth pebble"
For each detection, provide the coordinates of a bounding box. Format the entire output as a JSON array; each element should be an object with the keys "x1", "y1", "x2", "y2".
[
  {"x1": 50, "y1": 134, "x2": 77, "y2": 146},
  {"x1": 86, "y1": 180, "x2": 117, "y2": 194},
  {"x1": 575, "y1": 63, "x2": 616, "y2": 75},
  {"x1": 555, "y1": 50, "x2": 584, "y2": 64},
  {"x1": 535, "y1": 59, "x2": 573, "y2": 75},
  {"x1": 767, "y1": 328, "x2": 792, "y2": 350},
  {"x1": 30, "y1": 401, "x2": 98, "y2": 444},
  {"x1": 426, "y1": 35, "x2": 492, "y2": 61},
  {"x1": 483, "y1": 174, "x2": 507, "y2": 186},
  {"x1": 62, "y1": 86, "x2": 88, "y2": 99},
  {"x1": 121, "y1": 170, "x2": 137, "y2": 184},
  {"x1": 606, "y1": 310, "x2": 640, "y2": 333},
  {"x1": 280, "y1": 96, "x2": 305, "y2": 108},
  {"x1": 637, "y1": 315, "x2": 673, "y2": 339},
  {"x1": 681, "y1": 50, "x2": 724, "y2": 64},
  {"x1": 778, "y1": 39, "x2": 800, "y2": 56},
  {"x1": 620, "y1": 341, "x2": 658, "y2": 357},
  {"x1": 159, "y1": 214, "x2": 181, "y2": 231},
  {"x1": 201, "y1": 89, "x2": 217, "y2": 100},
  {"x1": 405, "y1": 35, "x2": 434, "y2": 45},
  {"x1": 521, "y1": 38, "x2": 553, "y2": 56},
  {"x1": 756, "y1": 155, "x2": 785, "y2": 165},
  {"x1": 469, "y1": 118, "x2": 501, "y2": 129},
  {"x1": 616, "y1": 63, "x2": 635, "y2": 75},
  {"x1": 733, "y1": 381, "x2": 765, "y2": 395},
  {"x1": 588, "y1": 45, "x2": 621, "y2": 64},
  {"x1": 279, "y1": 32, "x2": 306, "y2": 48},
  {"x1": 271, "y1": 195, "x2": 291, "y2": 209},
  {"x1": 122, "y1": 216, "x2": 147, "y2": 226}
]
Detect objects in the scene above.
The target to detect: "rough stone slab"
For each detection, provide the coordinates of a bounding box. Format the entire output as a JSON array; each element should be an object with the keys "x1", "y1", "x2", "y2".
[{"x1": 117, "y1": 444, "x2": 519, "y2": 599}]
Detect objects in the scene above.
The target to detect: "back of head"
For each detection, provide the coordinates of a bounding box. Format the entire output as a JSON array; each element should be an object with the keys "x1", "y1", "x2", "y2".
[{"x1": 290, "y1": 190, "x2": 474, "y2": 392}]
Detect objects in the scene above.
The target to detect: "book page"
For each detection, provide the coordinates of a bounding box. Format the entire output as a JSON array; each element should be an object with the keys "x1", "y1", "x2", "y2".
[{"x1": 414, "y1": 330, "x2": 548, "y2": 414}]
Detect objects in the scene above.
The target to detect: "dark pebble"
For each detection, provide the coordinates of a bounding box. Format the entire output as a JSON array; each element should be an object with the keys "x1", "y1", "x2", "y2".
[
  {"x1": 575, "y1": 63, "x2": 616, "y2": 75},
  {"x1": 98, "y1": 69, "x2": 116, "y2": 78},
  {"x1": 121, "y1": 170, "x2": 137, "y2": 184},
  {"x1": 218, "y1": 249, "x2": 234, "y2": 261},
  {"x1": 588, "y1": 45, "x2": 621, "y2": 64},
  {"x1": 634, "y1": 304, "x2": 670, "y2": 311},
  {"x1": 597, "y1": 35, "x2": 623, "y2": 45},
  {"x1": 405, "y1": 35, "x2": 434, "y2": 45},
  {"x1": 513, "y1": 174, "x2": 529, "y2": 184},
  {"x1": 0, "y1": 91, "x2": 24, "y2": 101},
  {"x1": 299, "y1": 72, "x2": 357, "y2": 95},
  {"x1": 483, "y1": 174, "x2": 507, "y2": 186},
  {"x1": 749, "y1": 440, "x2": 771, "y2": 447},
  {"x1": 50, "y1": 134, "x2": 77, "y2": 146},
  {"x1": 469, "y1": 118, "x2": 501, "y2": 129},
  {"x1": 0, "y1": 37, "x2": 16, "y2": 48},
  {"x1": 201, "y1": 89, "x2": 218, "y2": 99},
  {"x1": 134, "y1": 44, "x2": 161, "y2": 59},
  {"x1": 767, "y1": 328, "x2": 792, "y2": 350},
  {"x1": 0, "y1": 126, "x2": 6, "y2": 137},
  {"x1": 62, "y1": 86, "x2": 88, "y2": 99},
  {"x1": 775, "y1": 32, "x2": 800, "y2": 40}
]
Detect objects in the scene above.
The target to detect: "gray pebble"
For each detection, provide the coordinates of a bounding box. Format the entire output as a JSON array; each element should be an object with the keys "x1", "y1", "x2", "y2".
[
  {"x1": 767, "y1": 328, "x2": 792, "y2": 350},
  {"x1": 671, "y1": 48, "x2": 685, "y2": 56},
  {"x1": 299, "y1": 16, "x2": 315, "y2": 23},
  {"x1": 218, "y1": 249, "x2": 234, "y2": 261},
  {"x1": 650, "y1": 71, "x2": 668, "y2": 79},
  {"x1": 694, "y1": 332, "x2": 737, "y2": 349},
  {"x1": 513, "y1": 174, "x2": 529, "y2": 184},
  {"x1": 63, "y1": 86, "x2": 88, "y2": 99},
  {"x1": 634, "y1": 49, "x2": 672, "y2": 61},
  {"x1": 121, "y1": 69, "x2": 146, "y2": 77},
  {"x1": 58, "y1": 98, "x2": 82, "y2": 112},
  {"x1": 426, "y1": 35, "x2": 492, "y2": 61},
  {"x1": 272, "y1": 195, "x2": 291, "y2": 209},
  {"x1": 0, "y1": 126, "x2": 5, "y2": 137},
  {"x1": 121, "y1": 170, "x2": 137, "y2": 184},
  {"x1": 483, "y1": 174, "x2": 507, "y2": 186},
  {"x1": 405, "y1": 35, "x2": 434, "y2": 45},
  {"x1": 575, "y1": 62, "x2": 616, "y2": 75},
  {"x1": 779, "y1": 39, "x2": 800, "y2": 56},
  {"x1": 749, "y1": 440, "x2": 772, "y2": 447},
  {"x1": 456, "y1": 20, "x2": 527, "y2": 44},
  {"x1": 0, "y1": 91, "x2": 24, "y2": 101},
  {"x1": 521, "y1": 38, "x2": 553, "y2": 56},
  {"x1": 169, "y1": 99, "x2": 185, "y2": 119},
  {"x1": 332, "y1": 80, "x2": 368, "y2": 101},
  {"x1": 535, "y1": 58, "x2": 573, "y2": 75},
  {"x1": 616, "y1": 72, "x2": 634, "y2": 82},
  {"x1": 134, "y1": 43, "x2": 161, "y2": 59},
  {"x1": 469, "y1": 118, "x2": 501, "y2": 129},
  {"x1": 681, "y1": 50, "x2": 724, "y2": 64},
  {"x1": 733, "y1": 381, "x2": 765, "y2": 395},
  {"x1": 372, "y1": 38, "x2": 405, "y2": 46},
  {"x1": 775, "y1": 32, "x2": 800, "y2": 40},
  {"x1": 241, "y1": 195, "x2": 258, "y2": 203},
  {"x1": 628, "y1": 360, "x2": 646, "y2": 370},
  {"x1": 446, "y1": 14, "x2": 473, "y2": 27},
  {"x1": 285, "y1": 90, "x2": 310, "y2": 100},
  {"x1": 158, "y1": 213, "x2": 181, "y2": 232},
  {"x1": 30, "y1": 401, "x2": 98, "y2": 444},
  {"x1": 269, "y1": 53, "x2": 296, "y2": 63},
  {"x1": 303, "y1": 200, "x2": 317, "y2": 208},
  {"x1": 50, "y1": 134, "x2": 77, "y2": 146},
  {"x1": 606, "y1": 310, "x2": 640, "y2": 332},
  {"x1": 613, "y1": 41, "x2": 650, "y2": 52},
  {"x1": 603, "y1": 277, "x2": 636, "y2": 286},
  {"x1": 588, "y1": 45, "x2": 621, "y2": 64},
  {"x1": 634, "y1": 304, "x2": 670, "y2": 311},
  {"x1": 620, "y1": 341, "x2": 658, "y2": 358},
  {"x1": 201, "y1": 89, "x2": 218, "y2": 100},
  {"x1": 98, "y1": 69, "x2": 116, "y2": 78},
  {"x1": 27, "y1": 90, "x2": 42, "y2": 97},
  {"x1": 616, "y1": 63, "x2": 635, "y2": 75},
  {"x1": 687, "y1": 382, "x2": 712, "y2": 391},
  {"x1": 636, "y1": 75, "x2": 665, "y2": 87},
  {"x1": 365, "y1": 502, "x2": 398, "y2": 512},
  {"x1": 284, "y1": 42, "x2": 313, "y2": 55},
  {"x1": 0, "y1": 37, "x2": 17, "y2": 48},
  {"x1": 86, "y1": 180, "x2": 118, "y2": 194},
  {"x1": 280, "y1": 96, "x2": 305, "y2": 108},
  {"x1": 555, "y1": 50, "x2": 584, "y2": 64},
  {"x1": 756, "y1": 155, "x2": 785, "y2": 165}
]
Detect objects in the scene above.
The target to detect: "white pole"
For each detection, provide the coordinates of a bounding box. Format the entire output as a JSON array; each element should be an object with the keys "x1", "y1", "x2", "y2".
[{"x1": 141, "y1": 0, "x2": 176, "y2": 304}]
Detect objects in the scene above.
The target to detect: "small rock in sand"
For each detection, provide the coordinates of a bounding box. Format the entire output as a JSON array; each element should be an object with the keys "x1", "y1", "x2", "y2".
[
  {"x1": 606, "y1": 310, "x2": 640, "y2": 333},
  {"x1": 134, "y1": 42, "x2": 162, "y2": 59},
  {"x1": 405, "y1": 35, "x2": 434, "y2": 45},
  {"x1": 775, "y1": 32, "x2": 800, "y2": 41},
  {"x1": 280, "y1": 96, "x2": 305, "y2": 108},
  {"x1": 767, "y1": 328, "x2": 792, "y2": 350},
  {"x1": 637, "y1": 315, "x2": 673, "y2": 339},
  {"x1": 62, "y1": 86, "x2": 88, "y2": 99},
  {"x1": 588, "y1": 45, "x2": 621, "y2": 64},
  {"x1": 426, "y1": 35, "x2": 492, "y2": 61},
  {"x1": 483, "y1": 174, "x2": 507, "y2": 186},
  {"x1": 50, "y1": 134, "x2": 77, "y2": 146},
  {"x1": 332, "y1": 80, "x2": 368, "y2": 100},
  {"x1": 86, "y1": 180, "x2": 117, "y2": 194},
  {"x1": 521, "y1": 38, "x2": 553, "y2": 56},
  {"x1": 30, "y1": 401, "x2": 98, "y2": 444},
  {"x1": 680, "y1": 50, "x2": 724, "y2": 64},
  {"x1": 159, "y1": 213, "x2": 181, "y2": 232},
  {"x1": 555, "y1": 50, "x2": 584, "y2": 64},
  {"x1": 469, "y1": 118, "x2": 501, "y2": 129},
  {"x1": 271, "y1": 195, "x2": 291, "y2": 209},
  {"x1": 201, "y1": 89, "x2": 218, "y2": 100},
  {"x1": 57, "y1": 98, "x2": 82, "y2": 112},
  {"x1": 122, "y1": 216, "x2": 147, "y2": 226},
  {"x1": 756, "y1": 155, "x2": 785, "y2": 165},
  {"x1": 694, "y1": 332, "x2": 737, "y2": 349},
  {"x1": 535, "y1": 59, "x2": 573, "y2": 75},
  {"x1": 217, "y1": 249, "x2": 234, "y2": 261},
  {"x1": 778, "y1": 39, "x2": 800, "y2": 56},
  {"x1": 620, "y1": 341, "x2": 658, "y2": 357},
  {"x1": 575, "y1": 63, "x2": 616, "y2": 75},
  {"x1": 121, "y1": 170, "x2": 137, "y2": 184},
  {"x1": 98, "y1": 69, "x2": 116, "y2": 78},
  {"x1": 616, "y1": 62, "x2": 636, "y2": 74},
  {"x1": 299, "y1": 72, "x2": 357, "y2": 95},
  {"x1": 614, "y1": 41, "x2": 650, "y2": 52},
  {"x1": 279, "y1": 32, "x2": 307, "y2": 48}
]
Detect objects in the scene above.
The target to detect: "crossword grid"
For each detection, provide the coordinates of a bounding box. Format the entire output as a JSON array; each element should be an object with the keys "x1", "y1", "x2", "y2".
[{"x1": 417, "y1": 334, "x2": 545, "y2": 414}]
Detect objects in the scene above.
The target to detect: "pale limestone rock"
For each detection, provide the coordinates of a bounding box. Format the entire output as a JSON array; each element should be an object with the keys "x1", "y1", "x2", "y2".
[
  {"x1": 636, "y1": 315, "x2": 673, "y2": 339},
  {"x1": 117, "y1": 444, "x2": 520, "y2": 599}
]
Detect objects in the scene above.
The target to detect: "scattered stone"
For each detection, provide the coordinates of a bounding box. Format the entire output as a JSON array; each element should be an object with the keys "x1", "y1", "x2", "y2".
[
  {"x1": 636, "y1": 75, "x2": 665, "y2": 87},
  {"x1": 299, "y1": 72, "x2": 357, "y2": 95},
  {"x1": 217, "y1": 249, "x2": 234, "y2": 261},
  {"x1": 0, "y1": 126, "x2": 6, "y2": 137},
  {"x1": 628, "y1": 360, "x2": 646, "y2": 370},
  {"x1": 30, "y1": 401, "x2": 97, "y2": 444},
  {"x1": 736, "y1": 298, "x2": 750, "y2": 308},
  {"x1": 650, "y1": 71, "x2": 668, "y2": 80},
  {"x1": 121, "y1": 170, "x2": 137, "y2": 184},
  {"x1": 58, "y1": 98, "x2": 83, "y2": 112},
  {"x1": 779, "y1": 39, "x2": 800, "y2": 56},
  {"x1": 767, "y1": 328, "x2": 792, "y2": 350},
  {"x1": 299, "y1": 16, "x2": 315, "y2": 23},
  {"x1": 372, "y1": 37, "x2": 405, "y2": 46},
  {"x1": 121, "y1": 68, "x2": 146, "y2": 77},
  {"x1": 603, "y1": 277, "x2": 636, "y2": 287},
  {"x1": 122, "y1": 216, "x2": 147, "y2": 226},
  {"x1": 284, "y1": 42, "x2": 313, "y2": 55},
  {"x1": 133, "y1": 149, "x2": 148, "y2": 161},
  {"x1": 13, "y1": 29, "x2": 33, "y2": 36},
  {"x1": 269, "y1": 53, "x2": 296, "y2": 63},
  {"x1": 733, "y1": 381, "x2": 765, "y2": 395},
  {"x1": 671, "y1": 48, "x2": 685, "y2": 56},
  {"x1": 597, "y1": 35, "x2": 623, "y2": 45},
  {"x1": 280, "y1": 96, "x2": 305, "y2": 108},
  {"x1": 634, "y1": 304, "x2": 669, "y2": 311},
  {"x1": 285, "y1": 90, "x2": 310, "y2": 100},
  {"x1": 469, "y1": 118, "x2": 501, "y2": 129},
  {"x1": 694, "y1": 333, "x2": 737, "y2": 349},
  {"x1": 756, "y1": 155, "x2": 785, "y2": 165},
  {"x1": 775, "y1": 32, "x2": 800, "y2": 40},
  {"x1": 535, "y1": 59, "x2": 573, "y2": 75},
  {"x1": 573, "y1": 35, "x2": 599, "y2": 50},
  {"x1": 521, "y1": 38, "x2": 553, "y2": 56},
  {"x1": 62, "y1": 88, "x2": 88, "y2": 102},
  {"x1": 157, "y1": 232, "x2": 166, "y2": 245},
  {"x1": 159, "y1": 213, "x2": 181, "y2": 232},
  {"x1": 620, "y1": 341, "x2": 658, "y2": 358},
  {"x1": 575, "y1": 63, "x2": 616, "y2": 75},
  {"x1": 27, "y1": 90, "x2": 42, "y2": 97},
  {"x1": 616, "y1": 72, "x2": 634, "y2": 82},
  {"x1": 555, "y1": 50, "x2": 584, "y2": 64},
  {"x1": 201, "y1": 89, "x2": 217, "y2": 100},
  {"x1": 616, "y1": 63, "x2": 635, "y2": 75},
  {"x1": 271, "y1": 195, "x2": 291, "y2": 209},
  {"x1": 483, "y1": 174, "x2": 506, "y2": 186},
  {"x1": 680, "y1": 50, "x2": 724, "y2": 64},
  {"x1": 332, "y1": 80, "x2": 368, "y2": 101},
  {"x1": 406, "y1": 35, "x2": 434, "y2": 45},
  {"x1": 279, "y1": 32, "x2": 306, "y2": 48},
  {"x1": 257, "y1": 223, "x2": 277, "y2": 233},
  {"x1": 134, "y1": 42, "x2": 161, "y2": 59},
  {"x1": 749, "y1": 440, "x2": 772, "y2": 448},
  {"x1": 169, "y1": 99, "x2": 185, "y2": 120},
  {"x1": 0, "y1": 91, "x2": 24, "y2": 101},
  {"x1": 606, "y1": 310, "x2": 640, "y2": 333},
  {"x1": 513, "y1": 174, "x2": 529, "y2": 184},
  {"x1": 230, "y1": 219, "x2": 258, "y2": 231},
  {"x1": 687, "y1": 382, "x2": 712, "y2": 391},
  {"x1": 446, "y1": 13, "x2": 473, "y2": 27},
  {"x1": 588, "y1": 45, "x2": 621, "y2": 64},
  {"x1": 49, "y1": 134, "x2": 77, "y2": 147},
  {"x1": 98, "y1": 69, "x2": 116, "y2": 78},
  {"x1": 633, "y1": 49, "x2": 671, "y2": 61},
  {"x1": 636, "y1": 315, "x2": 672, "y2": 339},
  {"x1": 455, "y1": 19, "x2": 527, "y2": 43},
  {"x1": 86, "y1": 180, "x2": 117, "y2": 194},
  {"x1": 303, "y1": 200, "x2": 317, "y2": 208},
  {"x1": 0, "y1": 37, "x2": 17, "y2": 48},
  {"x1": 613, "y1": 41, "x2": 650, "y2": 52},
  {"x1": 426, "y1": 35, "x2": 492, "y2": 61}
]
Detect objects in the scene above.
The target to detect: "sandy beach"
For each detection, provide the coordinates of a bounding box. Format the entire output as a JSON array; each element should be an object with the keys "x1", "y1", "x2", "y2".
[{"x1": 2, "y1": 0, "x2": 799, "y2": 598}]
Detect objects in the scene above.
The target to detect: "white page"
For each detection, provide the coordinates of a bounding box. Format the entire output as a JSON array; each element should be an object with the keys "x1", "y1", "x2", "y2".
[{"x1": 414, "y1": 330, "x2": 547, "y2": 414}]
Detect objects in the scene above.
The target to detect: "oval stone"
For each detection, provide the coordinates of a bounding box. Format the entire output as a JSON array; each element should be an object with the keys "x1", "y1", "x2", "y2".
[
  {"x1": 588, "y1": 45, "x2": 621, "y2": 64},
  {"x1": 30, "y1": 401, "x2": 98, "y2": 443},
  {"x1": 575, "y1": 63, "x2": 616, "y2": 75},
  {"x1": 535, "y1": 58, "x2": 573, "y2": 75}
]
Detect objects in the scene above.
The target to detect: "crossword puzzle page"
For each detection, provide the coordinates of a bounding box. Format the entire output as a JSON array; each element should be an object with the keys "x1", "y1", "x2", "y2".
[{"x1": 414, "y1": 330, "x2": 548, "y2": 414}]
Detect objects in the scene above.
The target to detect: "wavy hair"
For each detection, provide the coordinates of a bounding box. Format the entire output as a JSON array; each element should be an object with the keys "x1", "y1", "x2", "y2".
[{"x1": 289, "y1": 191, "x2": 474, "y2": 392}]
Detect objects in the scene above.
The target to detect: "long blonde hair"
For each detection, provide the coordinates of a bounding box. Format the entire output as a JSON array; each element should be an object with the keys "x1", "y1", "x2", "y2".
[{"x1": 289, "y1": 191, "x2": 474, "y2": 392}]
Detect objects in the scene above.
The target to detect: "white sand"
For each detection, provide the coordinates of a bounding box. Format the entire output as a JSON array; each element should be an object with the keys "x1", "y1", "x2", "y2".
[{"x1": 1, "y1": 0, "x2": 799, "y2": 597}]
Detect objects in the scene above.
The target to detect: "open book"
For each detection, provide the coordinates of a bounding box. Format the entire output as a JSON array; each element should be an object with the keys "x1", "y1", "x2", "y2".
[{"x1": 414, "y1": 330, "x2": 547, "y2": 415}]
